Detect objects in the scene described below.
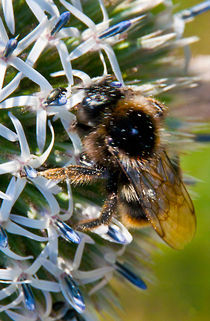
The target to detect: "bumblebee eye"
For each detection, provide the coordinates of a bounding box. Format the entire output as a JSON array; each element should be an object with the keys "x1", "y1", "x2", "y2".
[{"x1": 82, "y1": 96, "x2": 105, "y2": 117}]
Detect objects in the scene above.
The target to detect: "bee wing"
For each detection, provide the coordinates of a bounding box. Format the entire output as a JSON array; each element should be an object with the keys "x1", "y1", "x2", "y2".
[
  {"x1": 108, "y1": 143, "x2": 196, "y2": 249},
  {"x1": 134, "y1": 152, "x2": 196, "y2": 249}
]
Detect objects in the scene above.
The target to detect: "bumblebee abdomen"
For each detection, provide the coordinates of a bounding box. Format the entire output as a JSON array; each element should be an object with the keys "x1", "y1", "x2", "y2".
[{"x1": 107, "y1": 109, "x2": 156, "y2": 157}]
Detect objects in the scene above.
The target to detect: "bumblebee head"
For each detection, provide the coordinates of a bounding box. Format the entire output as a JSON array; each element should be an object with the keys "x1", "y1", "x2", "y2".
[{"x1": 76, "y1": 78, "x2": 123, "y2": 127}]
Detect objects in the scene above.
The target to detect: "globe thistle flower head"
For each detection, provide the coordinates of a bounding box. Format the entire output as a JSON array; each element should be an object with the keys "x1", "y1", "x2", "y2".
[{"x1": 0, "y1": 0, "x2": 209, "y2": 320}]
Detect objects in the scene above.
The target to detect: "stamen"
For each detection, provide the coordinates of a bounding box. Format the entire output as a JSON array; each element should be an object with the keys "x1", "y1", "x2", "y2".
[
  {"x1": 106, "y1": 225, "x2": 132, "y2": 245},
  {"x1": 0, "y1": 226, "x2": 8, "y2": 248},
  {"x1": 99, "y1": 20, "x2": 131, "y2": 39},
  {"x1": 61, "y1": 273, "x2": 85, "y2": 314},
  {"x1": 44, "y1": 88, "x2": 67, "y2": 106},
  {"x1": 115, "y1": 261, "x2": 147, "y2": 290},
  {"x1": 179, "y1": 1, "x2": 210, "y2": 20},
  {"x1": 110, "y1": 81, "x2": 122, "y2": 88},
  {"x1": 3, "y1": 37, "x2": 18, "y2": 58},
  {"x1": 99, "y1": 15, "x2": 144, "y2": 40},
  {"x1": 24, "y1": 165, "x2": 37, "y2": 179},
  {"x1": 51, "y1": 12, "x2": 71, "y2": 36},
  {"x1": 21, "y1": 282, "x2": 36, "y2": 311},
  {"x1": 55, "y1": 219, "x2": 81, "y2": 244}
]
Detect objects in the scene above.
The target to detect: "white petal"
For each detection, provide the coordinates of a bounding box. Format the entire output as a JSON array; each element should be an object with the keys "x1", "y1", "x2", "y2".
[
  {"x1": 0, "y1": 266, "x2": 20, "y2": 280},
  {"x1": 0, "y1": 95, "x2": 37, "y2": 109},
  {"x1": 0, "y1": 246, "x2": 33, "y2": 261},
  {"x1": 92, "y1": 224, "x2": 108, "y2": 235},
  {"x1": 60, "y1": 0, "x2": 95, "y2": 29},
  {"x1": 0, "y1": 60, "x2": 7, "y2": 89},
  {"x1": 26, "y1": 37, "x2": 48, "y2": 66},
  {"x1": 71, "y1": 0, "x2": 82, "y2": 11},
  {"x1": 25, "y1": 0, "x2": 47, "y2": 22},
  {"x1": 10, "y1": 57, "x2": 52, "y2": 92},
  {"x1": 13, "y1": 177, "x2": 27, "y2": 201},
  {"x1": 98, "y1": 0, "x2": 109, "y2": 22},
  {"x1": 67, "y1": 180, "x2": 73, "y2": 218},
  {"x1": 31, "y1": 176, "x2": 61, "y2": 195},
  {"x1": 0, "y1": 177, "x2": 15, "y2": 221},
  {"x1": 68, "y1": 91, "x2": 85, "y2": 108},
  {"x1": 35, "y1": 0, "x2": 60, "y2": 17},
  {"x1": 26, "y1": 243, "x2": 50, "y2": 275},
  {"x1": 9, "y1": 112, "x2": 30, "y2": 159},
  {"x1": 16, "y1": 17, "x2": 48, "y2": 55},
  {"x1": 60, "y1": 112, "x2": 82, "y2": 154},
  {"x1": 40, "y1": 258, "x2": 60, "y2": 278},
  {"x1": 58, "y1": 27, "x2": 80, "y2": 39},
  {"x1": 0, "y1": 72, "x2": 22, "y2": 103},
  {"x1": 36, "y1": 109, "x2": 47, "y2": 153},
  {"x1": 66, "y1": 130, "x2": 82, "y2": 155},
  {"x1": 47, "y1": 105, "x2": 68, "y2": 117},
  {"x1": 0, "y1": 191, "x2": 12, "y2": 200},
  {"x1": 34, "y1": 184, "x2": 60, "y2": 215},
  {"x1": 56, "y1": 40, "x2": 73, "y2": 85},
  {"x1": 0, "y1": 123, "x2": 17, "y2": 141},
  {"x1": 30, "y1": 277, "x2": 60, "y2": 292},
  {"x1": 10, "y1": 214, "x2": 47, "y2": 229},
  {"x1": 32, "y1": 120, "x2": 54, "y2": 167},
  {"x1": 2, "y1": 0, "x2": 15, "y2": 34},
  {"x1": 99, "y1": 50, "x2": 108, "y2": 76},
  {"x1": 5, "y1": 310, "x2": 33, "y2": 321},
  {"x1": 0, "y1": 177, "x2": 26, "y2": 221},
  {"x1": 6, "y1": 221, "x2": 48, "y2": 242},
  {"x1": 75, "y1": 266, "x2": 113, "y2": 284},
  {"x1": 72, "y1": 69, "x2": 91, "y2": 85},
  {"x1": 0, "y1": 284, "x2": 16, "y2": 300},
  {"x1": 50, "y1": 70, "x2": 65, "y2": 77},
  {"x1": 41, "y1": 291, "x2": 52, "y2": 318},
  {"x1": 69, "y1": 38, "x2": 95, "y2": 60},
  {"x1": 101, "y1": 43, "x2": 124, "y2": 85},
  {"x1": 72, "y1": 237, "x2": 86, "y2": 270},
  {"x1": 173, "y1": 15, "x2": 185, "y2": 38},
  {"x1": 0, "y1": 160, "x2": 19, "y2": 175},
  {"x1": 88, "y1": 274, "x2": 112, "y2": 295},
  {"x1": 0, "y1": 17, "x2": 9, "y2": 44},
  {"x1": 47, "y1": 227, "x2": 58, "y2": 264}
]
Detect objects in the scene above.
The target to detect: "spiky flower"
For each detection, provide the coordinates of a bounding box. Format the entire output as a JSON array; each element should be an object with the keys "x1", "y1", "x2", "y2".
[{"x1": 0, "y1": 1, "x2": 208, "y2": 320}]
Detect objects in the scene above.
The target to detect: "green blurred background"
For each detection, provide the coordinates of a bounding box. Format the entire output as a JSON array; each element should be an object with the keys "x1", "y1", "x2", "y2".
[{"x1": 109, "y1": 1, "x2": 210, "y2": 320}]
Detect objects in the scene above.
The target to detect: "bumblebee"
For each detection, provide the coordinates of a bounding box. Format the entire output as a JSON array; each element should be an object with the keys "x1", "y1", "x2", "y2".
[{"x1": 40, "y1": 77, "x2": 196, "y2": 250}]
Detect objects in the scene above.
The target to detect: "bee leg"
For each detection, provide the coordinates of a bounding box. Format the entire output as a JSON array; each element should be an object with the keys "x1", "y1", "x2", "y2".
[
  {"x1": 75, "y1": 192, "x2": 117, "y2": 231},
  {"x1": 39, "y1": 165, "x2": 104, "y2": 185}
]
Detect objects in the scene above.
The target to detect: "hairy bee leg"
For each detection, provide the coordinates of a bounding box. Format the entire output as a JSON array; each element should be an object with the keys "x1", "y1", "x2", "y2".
[
  {"x1": 75, "y1": 192, "x2": 118, "y2": 231},
  {"x1": 39, "y1": 165, "x2": 104, "y2": 184}
]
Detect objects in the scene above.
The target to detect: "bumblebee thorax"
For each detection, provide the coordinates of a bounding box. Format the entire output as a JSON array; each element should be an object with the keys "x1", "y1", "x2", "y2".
[{"x1": 107, "y1": 104, "x2": 158, "y2": 158}]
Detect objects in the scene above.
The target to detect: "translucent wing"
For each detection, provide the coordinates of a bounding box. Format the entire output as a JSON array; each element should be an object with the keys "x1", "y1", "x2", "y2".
[{"x1": 109, "y1": 144, "x2": 196, "y2": 249}]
